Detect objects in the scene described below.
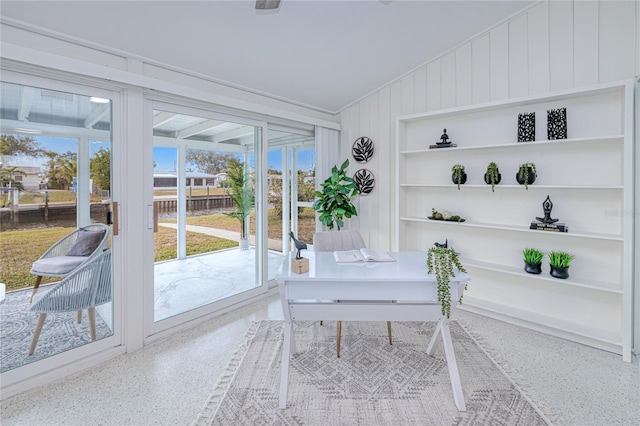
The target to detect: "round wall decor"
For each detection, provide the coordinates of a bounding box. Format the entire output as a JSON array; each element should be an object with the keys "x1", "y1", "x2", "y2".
[
  {"x1": 352, "y1": 137, "x2": 374, "y2": 163},
  {"x1": 353, "y1": 169, "x2": 375, "y2": 195}
]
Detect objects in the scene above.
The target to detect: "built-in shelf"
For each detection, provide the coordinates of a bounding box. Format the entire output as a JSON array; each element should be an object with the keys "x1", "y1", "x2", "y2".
[
  {"x1": 400, "y1": 184, "x2": 623, "y2": 190},
  {"x1": 399, "y1": 135, "x2": 624, "y2": 155},
  {"x1": 399, "y1": 216, "x2": 623, "y2": 241},
  {"x1": 462, "y1": 259, "x2": 622, "y2": 294}
]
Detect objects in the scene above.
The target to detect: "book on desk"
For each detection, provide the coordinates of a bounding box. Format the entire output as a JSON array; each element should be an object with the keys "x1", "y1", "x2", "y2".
[{"x1": 333, "y1": 249, "x2": 396, "y2": 263}]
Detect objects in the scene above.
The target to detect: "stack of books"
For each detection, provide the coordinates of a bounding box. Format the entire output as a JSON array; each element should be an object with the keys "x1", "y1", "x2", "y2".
[{"x1": 530, "y1": 221, "x2": 568, "y2": 232}]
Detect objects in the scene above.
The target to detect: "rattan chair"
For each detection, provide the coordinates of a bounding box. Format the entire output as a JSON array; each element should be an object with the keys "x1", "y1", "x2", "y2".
[
  {"x1": 313, "y1": 230, "x2": 392, "y2": 357},
  {"x1": 29, "y1": 249, "x2": 112, "y2": 355},
  {"x1": 30, "y1": 224, "x2": 110, "y2": 302}
]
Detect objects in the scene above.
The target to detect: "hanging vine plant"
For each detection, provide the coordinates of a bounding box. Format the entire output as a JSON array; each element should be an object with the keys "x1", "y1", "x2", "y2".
[
  {"x1": 352, "y1": 137, "x2": 375, "y2": 163},
  {"x1": 427, "y1": 247, "x2": 467, "y2": 318},
  {"x1": 353, "y1": 169, "x2": 375, "y2": 195}
]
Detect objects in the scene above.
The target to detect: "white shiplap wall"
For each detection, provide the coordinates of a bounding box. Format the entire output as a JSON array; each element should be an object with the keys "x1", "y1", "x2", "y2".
[{"x1": 340, "y1": 0, "x2": 638, "y2": 251}]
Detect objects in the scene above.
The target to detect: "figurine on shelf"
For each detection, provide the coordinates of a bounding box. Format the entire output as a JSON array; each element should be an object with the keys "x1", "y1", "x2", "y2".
[
  {"x1": 535, "y1": 195, "x2": 559, "y2": 224},
  {"x1": 289, "y1": 231, "x2": 307, "y2": 260},
  {"x1": 437, "y1": 129, "x2": 452, "y2": 146}
]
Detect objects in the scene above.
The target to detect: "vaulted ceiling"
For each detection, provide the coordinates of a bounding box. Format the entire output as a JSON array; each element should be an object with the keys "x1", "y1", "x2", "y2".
[{"x1": 1, "y1": 1, "x2": 534, "y2": 114}]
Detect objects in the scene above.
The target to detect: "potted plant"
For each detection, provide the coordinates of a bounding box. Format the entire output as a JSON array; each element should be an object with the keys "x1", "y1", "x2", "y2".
[
  {"x1": 516, "y1": 162, "x2": 537, "y2": 190},
  {"x1": 312, "y1": 158, "x2": 358, "y2": 230},
  {"x1": 451, "y1": 164, "x2": 466, "y2": 190},
  {"x1": 484, "y1": 161, "x2": 501, "y2": 192},
  {"x1": 224, "y1": 158, "x2": 254, "y2": 250},
  {"x1": 522, "y1": 247, "x2": 544, "y2": 274},
  {"x1": 548, "y1": 251, "x2": 575, "y2": 279},
  {"x1": 427, "y1": 246, "x2": 467, "y2": 318}
]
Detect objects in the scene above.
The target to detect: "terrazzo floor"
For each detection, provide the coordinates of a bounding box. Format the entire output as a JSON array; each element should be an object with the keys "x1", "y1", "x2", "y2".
[{"x1": 1, "y1": 294, "x2": 638, "y2": 425}]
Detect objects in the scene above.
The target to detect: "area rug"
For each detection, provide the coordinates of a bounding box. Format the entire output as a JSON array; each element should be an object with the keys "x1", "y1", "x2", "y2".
[
  {"x1": 0, "y1": 288, "x2": 112, "y2": 373},
  {"x1": 193, "y1": 320, "x2": 552, "y2": 425}
]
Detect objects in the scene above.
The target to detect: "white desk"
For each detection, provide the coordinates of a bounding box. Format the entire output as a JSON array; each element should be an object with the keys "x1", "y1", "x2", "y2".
[{"x1": 276, "y1": 251, "x2": 470, "y2": 411}]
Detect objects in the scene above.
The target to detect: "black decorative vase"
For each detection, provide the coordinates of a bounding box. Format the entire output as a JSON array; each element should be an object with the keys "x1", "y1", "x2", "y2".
[
  {"x1": 524, "y1": 262, "x2": 542, "y2": 274},
  {"x1": 516, "y1": 167, "x2": 536, "y2": 185},
  {"x1": 483, "y1": 172, "x2": 501, "y2": 185},
  {"x1": 451, "y1": 172, "x2": 467, "y2": 185},
  {"x1": 550, "y1": 265, "x2": 570, "y2": 279}
]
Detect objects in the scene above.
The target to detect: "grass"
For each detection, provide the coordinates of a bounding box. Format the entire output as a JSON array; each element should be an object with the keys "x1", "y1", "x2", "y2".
[{"x1": 154, "y1": 227, "x2": 237, "y2": 262}]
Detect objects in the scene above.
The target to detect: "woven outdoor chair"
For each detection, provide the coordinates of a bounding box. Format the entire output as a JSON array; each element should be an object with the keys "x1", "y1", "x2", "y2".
[
  {"x1": 30, "y1": 223, "x2": 109, "y2": 302},
  {"x1": 29, "y1": 249, "x2": 112, "y2": 355},
  {"x1": 313, "y1": 230, "x2": 392, "y2": 357}
]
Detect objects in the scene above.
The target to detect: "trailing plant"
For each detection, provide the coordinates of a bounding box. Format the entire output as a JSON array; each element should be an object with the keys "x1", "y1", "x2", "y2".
[
  {"x1": 485, "y1": 162, "x2": 500, "y2": 192},
  {"x1": 522, "y1": 247, "x2": 544, "y2": 265},
  {"x1": 518, "y1": 162, "x2": 537, "y2": 190},
  {"x1": 223, "y1": 158, "x2": 254, "y2": 239},
  {"x1": 427, "y1": 246, "x2": 467, "y2": 318},
  {"x1": 451, "y1": 164, "x2": 465, "y2": 190},
  {"x1": 312, "y1": 158, "x2": 358, "y2": 230},
  {"x1": 548, "y1": 251, "x2": 575, "y2": 268}
]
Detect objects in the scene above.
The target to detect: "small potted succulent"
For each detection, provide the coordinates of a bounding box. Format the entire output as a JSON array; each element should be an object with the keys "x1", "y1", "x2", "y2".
[
  {"x1": 522, "y1": 247, "x2": 544, "y2": 274},
  {"x1": 484, "y1": 162, "x2": 501, "y2": 192},
  {"x1": 548, "y1": 251, "x2": 575, "y2": 279},
  {"x1": 516, "y1": 162, "x2": 537, "y2": 190},
  {"x1": 451, "y1": 164, "x2": 467, "y2": 190}
]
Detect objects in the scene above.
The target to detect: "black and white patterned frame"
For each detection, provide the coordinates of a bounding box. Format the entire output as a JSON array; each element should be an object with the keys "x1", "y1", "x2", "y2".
[
  {"x1": 518, "y1": 112, "x2": 535, "y2": 142},
  {"x1": 547, "y1": 108, "x2": 567, "y2": 140},
  {"x1": 352, "y1": 137, "x2": 374, "y2": 163},
  {"x1": 353, "y1": 169, "x2": 375, "y2": 195}
]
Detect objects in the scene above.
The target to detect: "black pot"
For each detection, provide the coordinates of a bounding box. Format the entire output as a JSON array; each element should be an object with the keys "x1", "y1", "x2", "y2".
[
  {"x1": 451, "y1": 172, "x2": 467, "y2": 185},
  {"x1": 516, "y1": 167, "x2": 536, "y2": 185},
  {"x1": 550, "y1": 265, "x2": 570, "y2": 279},
  {"x1": 524, "y1": 262, "x2": 542, "y2": 274},
  {"x1": 484, "y1": 172, "x2": 501, "y2": 185}
]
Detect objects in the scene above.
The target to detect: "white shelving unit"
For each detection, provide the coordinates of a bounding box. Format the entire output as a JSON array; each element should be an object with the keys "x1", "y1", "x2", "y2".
[{"x1": 395, "y1": 81, "x2": 634, "y2": 361}]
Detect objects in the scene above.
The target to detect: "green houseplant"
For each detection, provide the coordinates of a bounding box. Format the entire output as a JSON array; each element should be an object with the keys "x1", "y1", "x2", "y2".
[
  {"x1": 312, "y1": 159, "x2": 358, "y2": 230},
  {"x1": 548, "y1": 251, "x2": 575, "y2": 279},
  {"x1": 451, "y1": 164, "x2": 466, "y2": 190},
  {"x1": 484, "y1": 161, "x2": 501, "y2": 192},
  {"x1": 427, "y1": 246, "x2": 467, "y2": 318},
  {"x1": 224, "y1": 158, "x2": 254, "y2": 250},
  {"x1": 522, "y1": 247, "x2": 544, "y2": 274},
  {"x1": 516, "y1": 162, "x2": 537, "y2": 190}
]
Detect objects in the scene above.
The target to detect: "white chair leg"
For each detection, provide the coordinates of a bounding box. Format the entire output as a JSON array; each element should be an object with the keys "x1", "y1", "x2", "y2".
[
  {"x1": 88, "y1": 307, "x2": 97, "y2": 341},
  {"x1": 29, "y1": 313, "x2": 47, "y2": 355}
]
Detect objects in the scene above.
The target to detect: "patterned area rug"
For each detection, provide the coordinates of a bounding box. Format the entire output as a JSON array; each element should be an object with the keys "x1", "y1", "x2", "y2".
[
  {"x1": 0, "y1": 288, "x2": 112, "y2": 373},
  {"x1": 194, "y1": 320, "x2": 551, "y2": 425}
]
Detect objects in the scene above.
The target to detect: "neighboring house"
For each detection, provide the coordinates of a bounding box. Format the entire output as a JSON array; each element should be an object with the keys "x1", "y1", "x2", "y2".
[
  {"x1": 153, "y1": 171, "x2": 224, "y2": 188},
  {"x1": 11, "y1": 166, "x2": 42, "y2": 191}
]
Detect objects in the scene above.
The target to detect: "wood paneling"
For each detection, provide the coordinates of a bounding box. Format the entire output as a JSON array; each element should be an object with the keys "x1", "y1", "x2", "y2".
[
  {"x1": 574, "y1": 0, "x2": 599, "y2": 87},
  {"x1": 490, "y1": 23, "x2": 509, "y2": 101}
]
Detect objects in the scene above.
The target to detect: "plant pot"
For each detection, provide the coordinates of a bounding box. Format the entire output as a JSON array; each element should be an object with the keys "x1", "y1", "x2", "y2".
[
  {"x1": 483, "y1": 172, "x2": 501, "y2": 185},
  {"x1": 550, "y1": 265, "x2": 569, "y2": 279},
  {"x1": 524, "y1": 262, "x2": 542, "y2": 274},
  {"x1": 516, "y1": 167, "x2": 536, "y2": 185},
  {"x1": 239, "y1": 238, "x2": 249, "y2": 251},
  {"x1": 451, "y1": 172, "x2": 467, "y2": 185}
]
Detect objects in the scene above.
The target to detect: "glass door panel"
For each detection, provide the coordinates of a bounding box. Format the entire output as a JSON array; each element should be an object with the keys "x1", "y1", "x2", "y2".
[
  {"x1": 151, "y1": 108, "x2": 264, "y2": 323},
  {"x1": 0, "y1": 81, "x2": 114, "y2": 371}
]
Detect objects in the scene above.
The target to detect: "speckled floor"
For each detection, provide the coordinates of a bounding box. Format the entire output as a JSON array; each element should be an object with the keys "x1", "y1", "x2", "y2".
[{"x1": 1, "y1": 295, "x2": 638, "y2": 425}]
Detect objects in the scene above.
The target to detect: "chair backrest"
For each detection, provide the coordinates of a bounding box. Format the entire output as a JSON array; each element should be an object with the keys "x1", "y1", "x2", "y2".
[
  {"x1": 40, "y1": 223, "x2": 110, "y2": 260},
  {"x1": 31, "y1": 249, "x2": 112, "y2": 313},
  {"x1": 313, "y1": 230, "x2": 366, "y2": 252}
]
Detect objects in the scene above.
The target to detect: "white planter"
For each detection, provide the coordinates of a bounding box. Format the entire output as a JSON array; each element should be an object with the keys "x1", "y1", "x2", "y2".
[{"x1": 239, "y1": 238, "x2": 249, "y2": 251}]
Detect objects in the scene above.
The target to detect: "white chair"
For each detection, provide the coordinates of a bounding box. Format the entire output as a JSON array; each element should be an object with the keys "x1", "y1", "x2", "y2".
[
  {"x1": 29, "y1": 249, "x2": 112, "y2": 355},
  {"x1": 313, "y1": 230, "x2": 392, "y2": 357},
  {"x1": 30, "y1": 224, "x2": 110, "y2": 302}
]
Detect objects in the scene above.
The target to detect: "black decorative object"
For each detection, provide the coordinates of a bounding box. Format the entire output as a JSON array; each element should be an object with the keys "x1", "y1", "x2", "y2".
[
  {"x1": 525, "y1": 262, "x2": 543, "y2": 274},
  {"x1": 516, "y1": 162, "x2": 537, "y2": 190},
  {"x1": 434, "y1": 239, "x2": 448, "y2": 248},
  {"x1": 288, "y1": 232, "x2": 307, "y2": 260},
  {"x1": 484, "y1": 162, "x2": 501, "y2": 192},
  {"x1": 352, "y1": 137, "x2": 374, "y2": 163},
  {"x1": 518, "y1": 112, "x2": 536, "y2": 142},
  {"x1": 547, "y1": 107, "x2": 567, "y2": 140},
  {"x1": 437, "y1": 129, "x2": 452, "y2": 146},
  {"x1": 550, "y1": 265, "x2": 570, "y2": 279},
  {"x1": 353, "y1": 169, "x2": 375, "y2": 195},
  {"x1": 535, "y1": 195, "x2": 559, "y2": 224},
  {"x1": 451, "y1": 164, "x2": 467, "y2": 190}
]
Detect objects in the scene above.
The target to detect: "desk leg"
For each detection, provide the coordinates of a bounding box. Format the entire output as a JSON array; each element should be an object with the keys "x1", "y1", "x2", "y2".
[
  {"x1": 426, "y1": 318, "x2": 444, "y2": 356},
  {"x1": 279, "y1": 322, "x2": 293, "y2": 409},
  {"x1": 441, "y1": 320, "x2": 466, "y2": 412}
]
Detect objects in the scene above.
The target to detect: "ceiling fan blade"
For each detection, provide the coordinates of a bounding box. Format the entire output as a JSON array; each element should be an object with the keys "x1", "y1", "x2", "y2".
[{"x1": 255, "y1": 0, "x2": 281, "y2": 10}]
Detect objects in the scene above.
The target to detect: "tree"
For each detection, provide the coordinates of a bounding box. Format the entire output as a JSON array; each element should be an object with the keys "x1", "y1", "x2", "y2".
[
  {"x1": 0, "y1": 134, "x2": 44, "y2": 157},
  {"x1": 224, "y1": 158, "x2": 254, "y2": 240},
  {"x1": 91, "y1": 148, "x2": 111, "y2": 191},
  {"x1": 0, "y1": 165, "x2": 25, "y2": 190},
  {"x1": 45, "y1": 151, "x2": 77, "y2": 190},
  {"x1": 186, "y1": 150, "x2": 235, "y2": 175},
  {"x1": 268, "y1": 169, "x2": 315, "y2": 218}
]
